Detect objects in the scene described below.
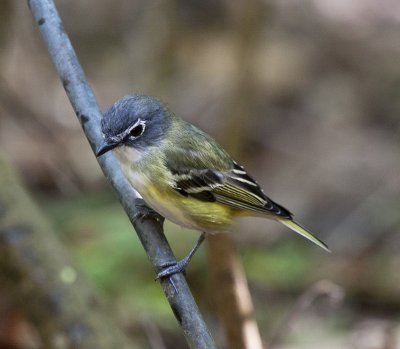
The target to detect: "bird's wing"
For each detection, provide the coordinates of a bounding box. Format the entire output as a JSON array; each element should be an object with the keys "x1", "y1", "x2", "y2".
[
  {"x1": 163, "y1": 128, "x2": 329, "y2": 251},
  {"x1": 214, "y1": 161, "x2": 292, "y2": 218},
  {"x1": 165, "y1": 144, "x2": 292, "y2": 219},
  {"x1": 168, "y1": 161, "x2": 330, "y2": 250}
]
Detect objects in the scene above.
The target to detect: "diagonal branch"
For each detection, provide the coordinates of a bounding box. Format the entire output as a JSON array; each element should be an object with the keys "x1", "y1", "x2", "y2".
[{"x1": 28, "y1": 1, "x2": 217, "y2": 348}]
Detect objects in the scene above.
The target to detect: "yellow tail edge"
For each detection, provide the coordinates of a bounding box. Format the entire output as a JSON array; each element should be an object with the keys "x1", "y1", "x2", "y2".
[{"x1": 279, "y1": 218, "x2": 331, "y2": 252}]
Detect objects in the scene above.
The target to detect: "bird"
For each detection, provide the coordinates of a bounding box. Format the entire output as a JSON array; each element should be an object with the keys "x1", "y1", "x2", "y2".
[{"x1": 96, "y1": 94, "x2": 329, "y2": 279}]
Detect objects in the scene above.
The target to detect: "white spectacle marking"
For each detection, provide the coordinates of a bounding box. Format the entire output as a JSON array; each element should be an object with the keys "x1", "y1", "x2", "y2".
[{"x1": 127, "y1": 118, "x2": 146, "y2": 137}]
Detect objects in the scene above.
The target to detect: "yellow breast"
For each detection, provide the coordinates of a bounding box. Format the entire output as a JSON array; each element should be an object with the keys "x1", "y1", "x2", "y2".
[
  {"x1": 113, "y1": 145, "x2": 237, "y2": 232},
  {"x1": 133, "y1": 176, "x2": 235, "y2": 232}
]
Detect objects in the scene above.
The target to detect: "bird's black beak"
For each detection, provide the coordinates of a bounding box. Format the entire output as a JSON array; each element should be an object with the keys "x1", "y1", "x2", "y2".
[{"x1": 96, "y1": 141, "x2": 119, "y2": 157}]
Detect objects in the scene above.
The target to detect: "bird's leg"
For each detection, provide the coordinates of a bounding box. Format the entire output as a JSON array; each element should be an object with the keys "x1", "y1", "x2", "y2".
[{"x1": 156, "y1": 232, "x2": 206, "y2": 280}]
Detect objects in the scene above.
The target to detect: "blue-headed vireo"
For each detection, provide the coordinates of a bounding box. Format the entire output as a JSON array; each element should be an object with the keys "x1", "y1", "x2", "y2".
[{"x1": 97, "y1": 95, "x2": 329, "y2": 278}]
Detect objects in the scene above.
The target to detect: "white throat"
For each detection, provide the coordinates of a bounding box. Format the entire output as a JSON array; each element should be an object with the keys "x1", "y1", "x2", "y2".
[
  {"x1": 113, "y1": 145, "x2": 145, "y2": 200},
  {"x1": 113, "y1": 145, "x2": 144, "y2": 164}
]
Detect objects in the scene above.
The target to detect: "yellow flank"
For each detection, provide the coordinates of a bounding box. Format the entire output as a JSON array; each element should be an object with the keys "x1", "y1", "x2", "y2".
[
  {"x1": 139, "y1": 177, "x2": 238, "y2": 233},
  {"x1": 114, "y1": 145, "x2": 237, "y2": 232}
]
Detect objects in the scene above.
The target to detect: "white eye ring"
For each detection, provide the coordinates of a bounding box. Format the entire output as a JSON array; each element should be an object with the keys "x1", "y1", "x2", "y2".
[{"x1": 128, "y1": 118, "x2": 146, "y2": 138}]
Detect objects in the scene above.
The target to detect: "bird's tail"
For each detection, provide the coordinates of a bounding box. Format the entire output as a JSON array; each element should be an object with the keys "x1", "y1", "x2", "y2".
[{"x1": 278, "y1": 218, "x2": 330, "y2": 252}]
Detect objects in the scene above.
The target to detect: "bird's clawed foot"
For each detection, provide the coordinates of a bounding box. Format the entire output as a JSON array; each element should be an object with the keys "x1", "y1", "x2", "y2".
[
  {"x1": 155, "y1": 232, "x2": 206, "y2": 280},
  {"x1": 155, "y1": 257, "x2": 191, "y2": 280}
]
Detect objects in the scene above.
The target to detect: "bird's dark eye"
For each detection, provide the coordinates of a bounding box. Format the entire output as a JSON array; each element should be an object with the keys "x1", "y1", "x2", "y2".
[{"x1": 129, "y1": 124, "x2": 144, "y2": 138}]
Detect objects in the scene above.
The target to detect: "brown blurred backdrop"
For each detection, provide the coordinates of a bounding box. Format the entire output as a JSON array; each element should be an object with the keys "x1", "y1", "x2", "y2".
[{"x1": 1, "y1": 1, "x2": 400, "y2": 348}]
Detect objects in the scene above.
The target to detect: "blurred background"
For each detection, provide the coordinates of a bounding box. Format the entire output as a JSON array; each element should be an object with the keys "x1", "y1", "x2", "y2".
[{"x1": 1, "y1": 0, "x2": 400, "y2": 348}]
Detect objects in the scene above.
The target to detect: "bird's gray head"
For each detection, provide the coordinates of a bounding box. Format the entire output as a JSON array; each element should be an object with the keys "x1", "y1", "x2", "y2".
[{"x1": 96, "y1": 95, "x2": 171, "y2": 157}]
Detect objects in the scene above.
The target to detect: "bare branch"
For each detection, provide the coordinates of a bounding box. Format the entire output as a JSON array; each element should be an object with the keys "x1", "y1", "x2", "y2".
[{"x1": 28, "y1": 1, "x2": 217, "y2": 348}]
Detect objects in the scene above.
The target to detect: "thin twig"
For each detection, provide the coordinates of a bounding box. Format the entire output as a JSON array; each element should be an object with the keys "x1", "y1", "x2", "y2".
[{"x1": 28, "y1": 1, "x2": 217, "y2": 348}]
